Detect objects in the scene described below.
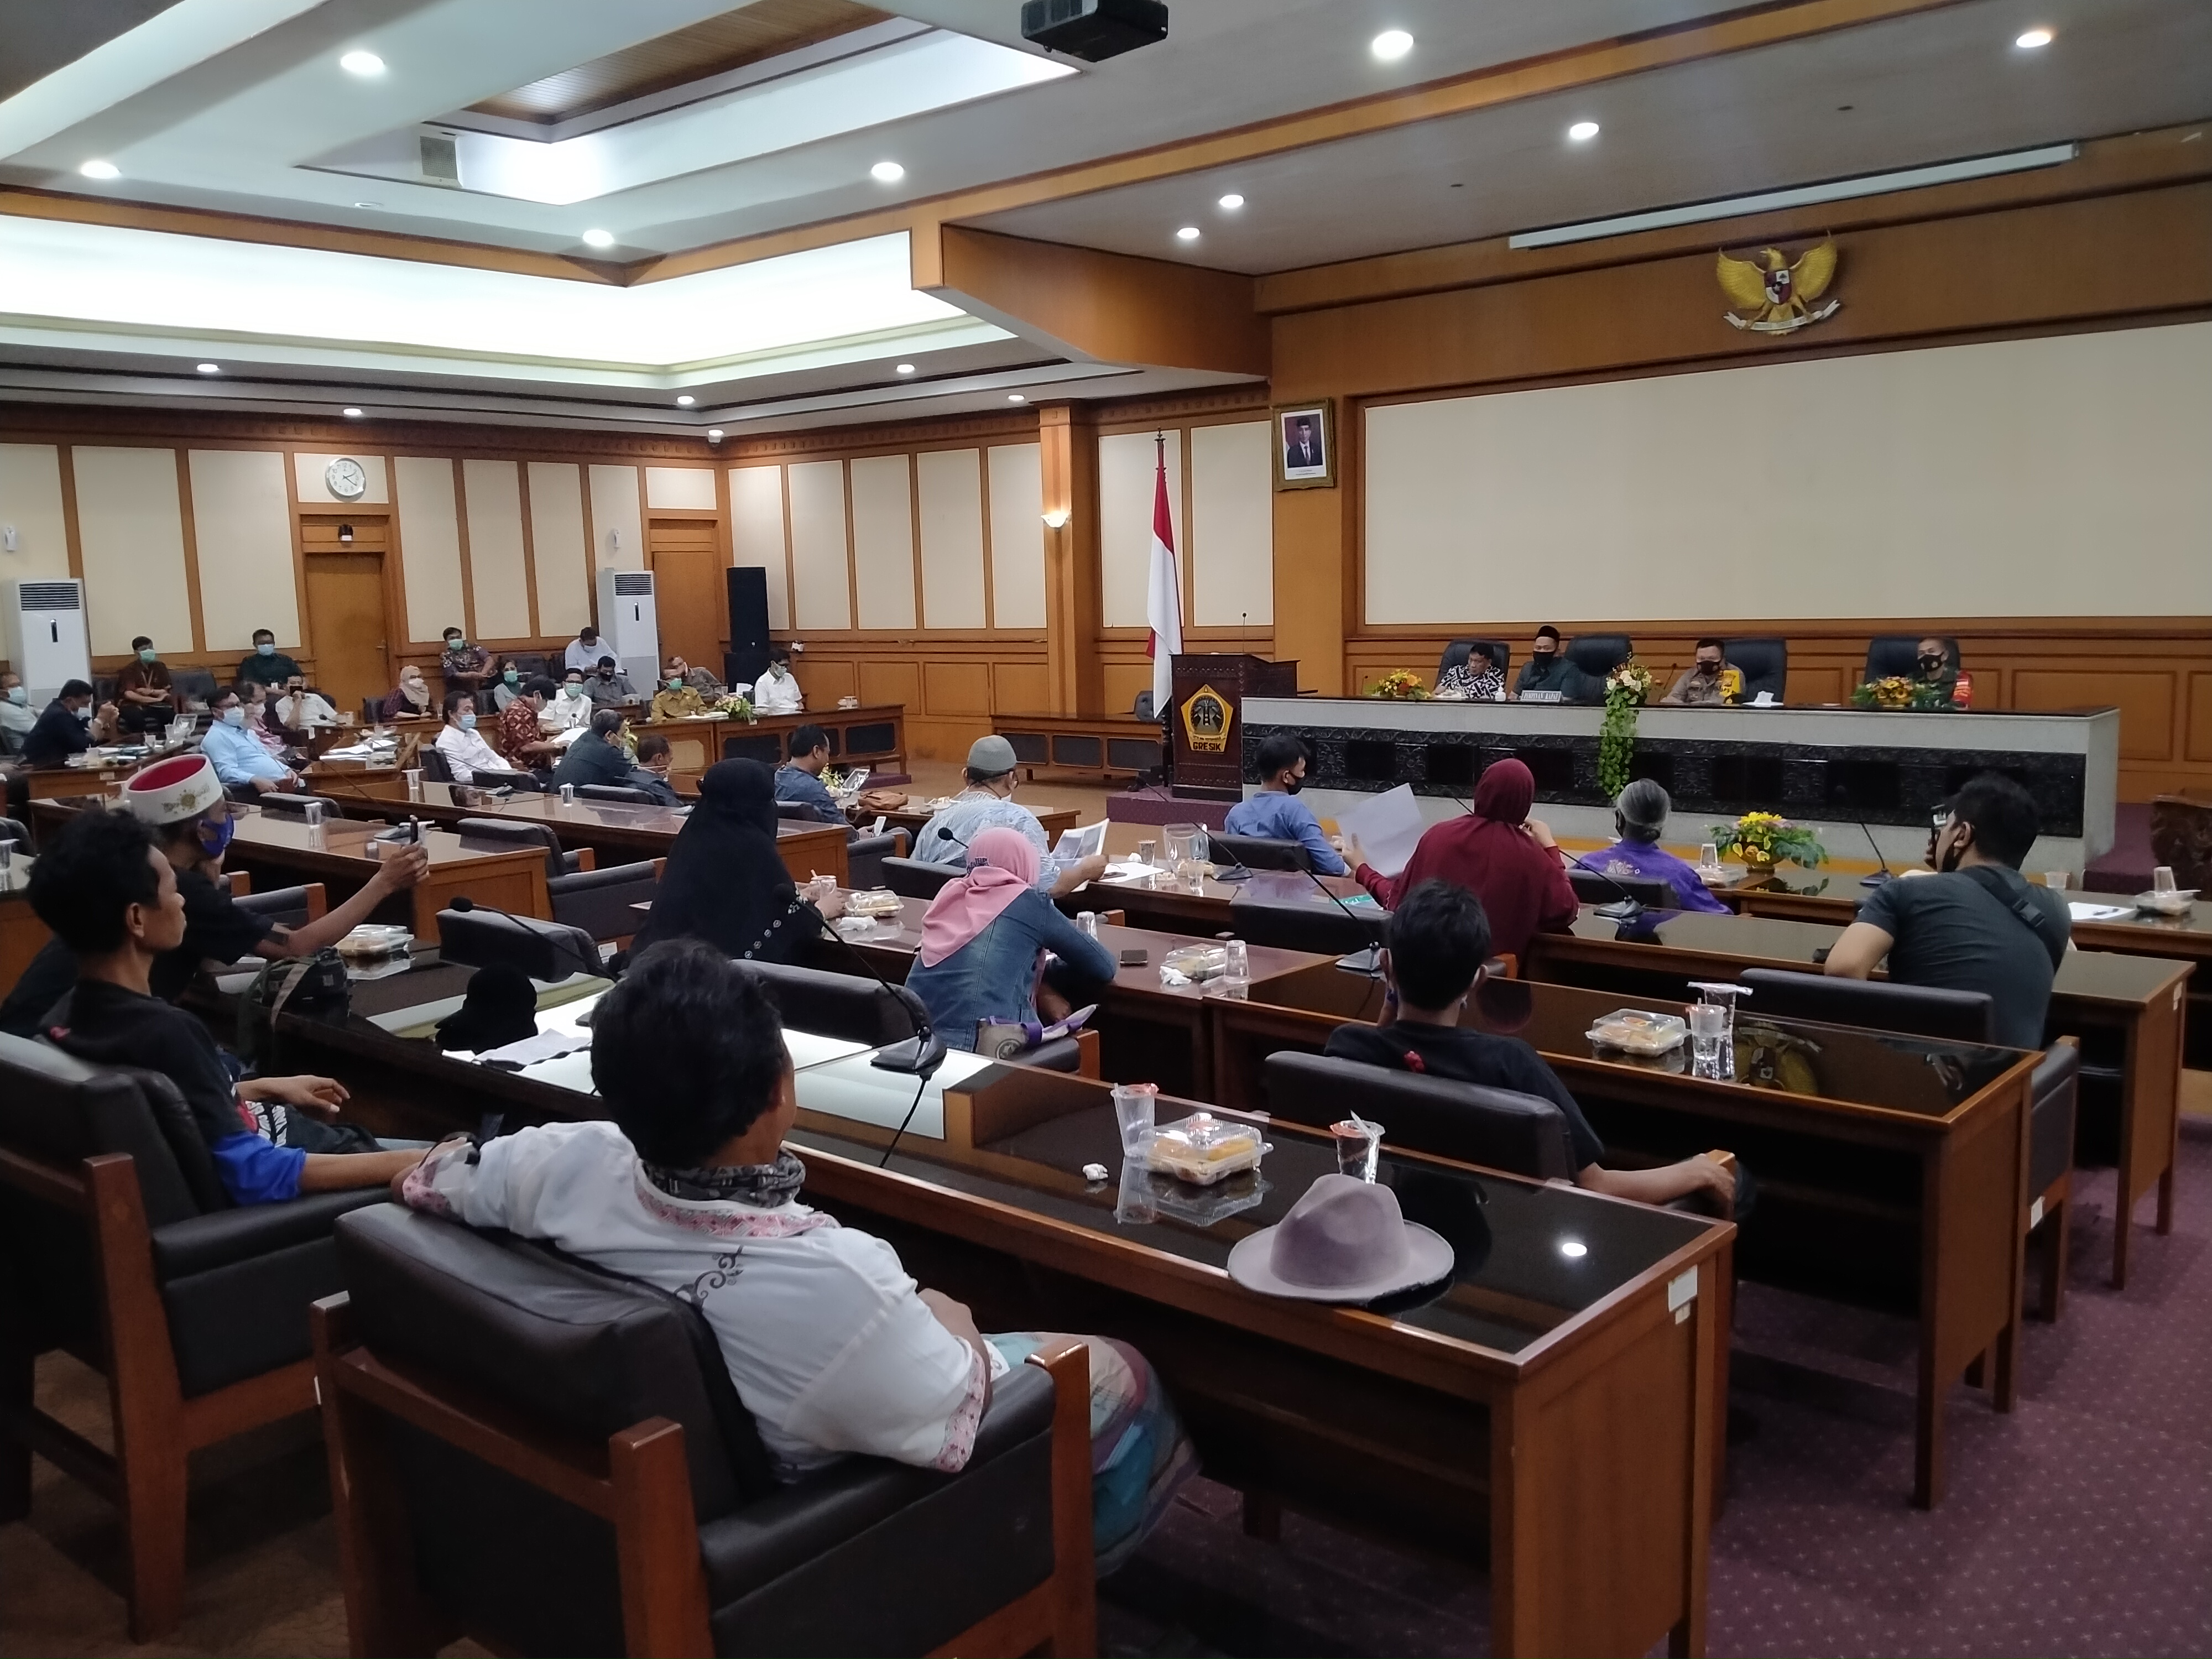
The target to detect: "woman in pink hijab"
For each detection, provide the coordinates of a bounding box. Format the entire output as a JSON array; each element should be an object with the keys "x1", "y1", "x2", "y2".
[{"x1": 905, "y1": 827, "x2": 1119, "y2": 1051}]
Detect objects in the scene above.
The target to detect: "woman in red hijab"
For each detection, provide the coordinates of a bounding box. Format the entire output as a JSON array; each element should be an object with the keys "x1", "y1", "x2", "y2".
[{"x1": 1348, "y1": 758, "x2": 1578, "y2": 962}]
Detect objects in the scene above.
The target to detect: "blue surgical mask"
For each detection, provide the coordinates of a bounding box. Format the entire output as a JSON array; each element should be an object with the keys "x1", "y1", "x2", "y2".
[
  {"x1": 257, "y1": 641, "x2": 274, "y2": 656},
  {"x1": 460, "y1": 711, "x2": 477, "y2": 731},
  {"x1": 6, "y1": 686, "x2": 24, "y2": 705},
  {"x1": 197, "y1": 813, "x2": 236, "y2": 857},
  {"x1": 138, "y1": 648, "x2": 156, "y2": 664},
  {"x1": 222, "y1": 706, "x2": 246, "y2": 726}
]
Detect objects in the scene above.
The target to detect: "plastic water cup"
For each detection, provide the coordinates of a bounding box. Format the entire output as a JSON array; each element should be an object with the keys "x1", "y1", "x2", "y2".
[
  {"x1": 1222, "y1": 938, "x2": 1250, "y2": 991},
  {"x1": 1688, "y1": 1003, "x2": 1728, "y2": 1079},
  {"x1": 1115, "y1": 1159, "x2": 1157, "y2": 1225},
  {"x1": 2153, "y1": 866, "x2": 2177, "y2": 896},
  {"x1": 304, "y1": 800, "x2": 325, "y2": 827},
  {"x1": 1136, "y1": 838, "x2": 1159, "y2": 872},
  {"x1": 1331, "y1": 1118, "x2": 1384, "y2": 1182},
  {"x1": 2044, "y1": 871, "x2": 2068, "y2": 894},
  {"x1": 404, "y1": 768, "x2": 422, "y2": 801},
  {"x1": 560, "y1": 784, "x2": 576, "y2": 805},
  {"x1": 1698, "y1": 842, "x2": 1720, "y2": 871},
  {"x1": 0, "y1": 840, "x2": 14, "y2": 878},
  {"x1": 1112, "y1": 1084, "x2": 1157, "y2": 1157},
  {"x1": 1077, "y1": 910, "x2": 1100, "y2": 938}
]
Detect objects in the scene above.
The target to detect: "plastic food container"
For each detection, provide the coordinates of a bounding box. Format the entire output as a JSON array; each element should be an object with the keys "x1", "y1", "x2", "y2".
[
  {"x1": 1584, "y1": 1009, "x2": 1689, "y2": 1055},
  {"x1": 1160, "y1": 943, "x2": 1228, "y2": 982},
  {"x1": 1146, "y1": 1110, "x2": 1266, "y2": 1186},
  {"x1": 335, "y1": 924, "x2": 414, "y2": 959},
  {"x1": 2135, "y1": 889, "x2": 2198, "y2": 917},
  {"x1": 844, "y1": 888, "x2": 902, "y2": 919}
]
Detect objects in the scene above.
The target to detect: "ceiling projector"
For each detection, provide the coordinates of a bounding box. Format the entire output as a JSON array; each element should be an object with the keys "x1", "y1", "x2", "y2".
[{"x1": 1020, "y1": 0, "x2": 1168, "y2": 61}]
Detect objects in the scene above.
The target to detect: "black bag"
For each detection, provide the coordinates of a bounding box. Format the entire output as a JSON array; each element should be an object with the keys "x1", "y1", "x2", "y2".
[{"x1": 235, "y1": 948, "x2": 352, "y2": 1066}]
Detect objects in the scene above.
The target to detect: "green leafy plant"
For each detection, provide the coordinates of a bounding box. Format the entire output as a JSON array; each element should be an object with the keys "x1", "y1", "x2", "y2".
[
  {"x1": 1597, "y1": 661, "x2": 1653, "y2": 797},
  {"x1": 1710, "y1": 811, "x2": 1827, "y2": 869}
]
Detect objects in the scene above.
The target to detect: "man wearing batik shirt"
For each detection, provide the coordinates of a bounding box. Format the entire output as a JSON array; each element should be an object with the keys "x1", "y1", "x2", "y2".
[{"x1": 495, "y1": 676, "x2": 565, "y2": 769}]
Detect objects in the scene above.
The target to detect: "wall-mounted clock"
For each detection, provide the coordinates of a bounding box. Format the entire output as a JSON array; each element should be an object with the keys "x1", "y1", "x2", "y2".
[{"x1": 325, "y1": 456, "x2": 368, "y2": 500}]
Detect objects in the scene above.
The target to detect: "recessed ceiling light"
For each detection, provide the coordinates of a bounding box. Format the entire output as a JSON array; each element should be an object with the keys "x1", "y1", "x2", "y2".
[
  {"x1": 342, "y1": 406, "x2": 364, "y2": 418},
  {"x1": 675, "y1": 394, "x2": 696, "y2": 407},
  {"x1": 339, "y1": 50, "x2": 385, "y2": 76},
  {"x1": 706, "y1": 428, "x2": 724, "y2": 440},
  {"x1": 1559, "y1": 1239, "x2": 1588, "y2": 1259},
  {"x1": 352, "y1": 199, "x2": 383, "y2": 209},
  {"x1": 1370, "y1": 29, "x2": 1413, "y2": 60},
  {"x1": 1175, "y1": 226, "x2": 1201, "y2": 242},
  {"x1": 1007, "y1": 393, "x2": 1027, "y2": 403},
  {"x1": 581, "y1": 228, "x2": 615, "y2": 249},
  {"x1": 196, "y1": 362, "x2": 220, "y2": 374},
  {"x1": 79, "y1": 159, "x2": 120, "y2": 180},
  {"x1": 1218, "y1": 193, "x2": 1245, "y2": 210},
  {"x1": 2014, "y1": 27, "x2": 2052, "y2": 48},
  {"x1": 1568, "y1": 120, "x2": 1600, "y2": 142},
  {"x1": 895, "y1": 362, "x2": 917, "y2": 375},
  {"x1": 870, "y1": 160, "x2": 905, "y2": 183}
]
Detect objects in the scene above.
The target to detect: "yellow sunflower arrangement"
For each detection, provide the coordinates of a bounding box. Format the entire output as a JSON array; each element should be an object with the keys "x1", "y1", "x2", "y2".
[
  {"x1": 1368, "y1": 670, "x2": 1430, "y2": 701},
  {"x1": 1711, "y1": 811, "x2": 1825, "y2": 873}
]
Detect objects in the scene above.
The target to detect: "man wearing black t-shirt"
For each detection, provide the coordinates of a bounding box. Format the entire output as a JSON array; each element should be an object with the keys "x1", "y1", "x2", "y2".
[
  {"x1": 1825, "y1": 771, "x2": 2069, "y2": 1050},
  {"x1": 1324, "y1": 879, "x2": 1735, "y2": 1209},
  {"x1": 27, "y1": 809, "x2": 432, "y2": 1206},
  {"x1": 0, "y1": 754, "x2": 432, "y2": 1037}
]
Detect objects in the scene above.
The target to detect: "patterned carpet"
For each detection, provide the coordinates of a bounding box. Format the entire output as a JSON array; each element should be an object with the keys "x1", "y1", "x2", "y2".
[{"x1": 5, "y1": 1128, "x2": 2206, "y2": 1657}]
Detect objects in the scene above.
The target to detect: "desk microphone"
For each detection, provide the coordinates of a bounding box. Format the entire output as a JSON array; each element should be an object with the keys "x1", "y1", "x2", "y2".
[
  {"x1": 807, "y1": 911, "x2": 947, "y2": 1077},
  {"x1": 1291, "y1": 863, "x2": 1385, "y2": 975},
  {"x1": 445, "y1": 895, "x2": 606, "y2": 986},
  {"x1": 1564, "y1": 853, "x2": 1646, "y2": 922},
  {"x1": 1857, "y1": 822, "x2": 1893, "y2": 888}
]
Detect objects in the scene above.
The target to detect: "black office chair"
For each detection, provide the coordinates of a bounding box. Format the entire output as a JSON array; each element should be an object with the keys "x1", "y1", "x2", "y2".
[
  {"x1": 742, "y1": 959, "x2": 930, "y2": 1047},
  {"x1": 1724, "y1": 638, "x2": 1788, "y2": 703},
  {"x1": 775, "y1": 801, "x2": 834, "y2": 822},
  {"x1": 0, "y1": 815, "x2": 29, "y2": 852},
  {"x1": 845, "y1": 830, "x2": 905, "y2": 890},
  {"x1": 435, "y1": 908, "x2": 606, "y2": 982},
  {"x1": 169, "y1": 667, "x2": 218, "y2": 709},
  {"x1": 416, "y1": 746, "x2": 456, "y2": 784},
  {"x1": 1864, "y1": 635, "x2": 1958, "y2": 685},
  {"x1": 1566, "y1": 867, "x2": 1674, "y2": 909},
  {"x1": 549, "y1": 860, "x2": 660, "y2": 942},
  {"x1": 576, "y1": 783, "x2": 657, "y2": 805},
  {"x1": 233, "y1": 882, "x2": 324, "y2": 931},
  {"x1": 1208, "y1": 831, "x2": 1312, "y2": 873},
  {"x1": 1226, "y1": 893, "x2": 1386, "y2": 956},
  {"x1": 320, "y1": 1206, "x2": 1094, "y2": 1659},
  {"x1": 721, "y1": 732, "x2": 783, "y2": 764},
  {"x1": 0, "y1": 1034, "x2": 388, "y2": 1639},
  {"x1": 882, "y1": 855, "x2": 963, "y2": 900},
  {"x1": 1735, "y1": 968, "x2": 1995, "y2": 1043},
  {"x1": 1437, "y1": 638, "x2": 1510, "y2": 686},
  {"x1": 1263, "y1": 1052, "x2": 1579, "y2": 1180},
  {"x1": 454, "y1": 816, "x2": 584, "y2": 881},
  {"x1": 1564, "y1": 633, "x2": 1632, "y2": 681},
  {"x1": 252, "y1": 791, "x2": 336, "y2": 818}
]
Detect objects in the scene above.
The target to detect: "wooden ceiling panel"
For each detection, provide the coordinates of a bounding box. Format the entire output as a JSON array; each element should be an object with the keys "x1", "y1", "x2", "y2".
[{"x1": 468, "y1": 0, "x2": 891, "y2": 125}]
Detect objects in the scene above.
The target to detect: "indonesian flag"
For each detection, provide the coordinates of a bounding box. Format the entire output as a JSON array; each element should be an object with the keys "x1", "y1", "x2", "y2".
[{"x1": 1144, "y1": 435, "x2": 1183, "y2": 717}]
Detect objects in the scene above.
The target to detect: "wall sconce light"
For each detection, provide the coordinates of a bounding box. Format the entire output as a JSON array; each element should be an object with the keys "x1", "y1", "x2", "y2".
[{"x1": 1041, "y1": 508, "x2": 1071, "y2": 530}]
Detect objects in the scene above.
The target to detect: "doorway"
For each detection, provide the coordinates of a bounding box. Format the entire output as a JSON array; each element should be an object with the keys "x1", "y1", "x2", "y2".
[
  {"x1": 648, "y1": 517, "x2": 726, "y2": 679},
  {"x1": 302, "y1": 515, "x2": 391, "y2": 719}
]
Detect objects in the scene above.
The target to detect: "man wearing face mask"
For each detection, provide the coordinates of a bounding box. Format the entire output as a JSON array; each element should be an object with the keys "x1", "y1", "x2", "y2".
[
  {"x1": 751, "y1": 644, "x2": 804, "y2": 716},
  {"x1": 439, "y1": 627, "x2": 493, "y2": 697},
  {"x1": 0, "y1": 753, "x2": 431, "y2": 1037},
  {"x1": 1661, "y1": 639, "x2": 1736, "y2": 707},
  {"x1": 1910, "y1": 635, "x2": 1960, "y2": 704},
  {"x1": 540, "y1": 669, "x2": 592, "y2": 745},
  {"x1": 1220, "y1": 733, "x2": 1347, "y2": 874},
  {"x1": 113, "y1": 635, "x2": 176, "y2": 734},
  {"x1": 586, "y1": 654, "x2": 639, "y2": 706},
  {"x1": 380, "y1": 665, "x2": 434, "y2": 721},
  {"x1": 23, "y1": 679, "x2": 120, "y2": 768},
  {"x1": 201, "y1": 687, "x2": 298, "y2": 794},
  {"x1": 1824, "y1": 771, "x2": 2069, "y2": 1049},
  {"x1": 1512, "y1": 625, "x2": 1588, "y2": 702},
  {"x1": 650, "y1": 660, "x2": 709, "y2": 720},
  {"x1": 433, "y1": 690, "x2": 510, "y2": 784},
  {"x1": 0, "y1": 670, "x2": 39, "y2": 754},
  {"x1": 236, "y1": 628, "x2": 300, "y2": 688}
]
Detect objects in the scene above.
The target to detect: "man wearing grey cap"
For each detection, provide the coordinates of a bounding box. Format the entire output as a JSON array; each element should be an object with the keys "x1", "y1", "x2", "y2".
[
  {"x1": 912, "y1": 735, "x2": 1107, "y2": 895},
  {"x1": 1578, "y1": 778, "x2": 1728, "y2": 912}
]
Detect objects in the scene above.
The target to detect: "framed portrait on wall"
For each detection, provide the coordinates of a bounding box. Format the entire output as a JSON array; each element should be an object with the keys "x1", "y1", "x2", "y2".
[{"x1": 1272, "y1": 400, "x2": 1335, "y2": 490}]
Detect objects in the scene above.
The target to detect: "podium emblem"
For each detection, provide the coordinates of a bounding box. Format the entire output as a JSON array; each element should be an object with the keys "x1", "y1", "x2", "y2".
[{"x1": 1178, "y1": 684, "x2": 1232, "y2": 754}]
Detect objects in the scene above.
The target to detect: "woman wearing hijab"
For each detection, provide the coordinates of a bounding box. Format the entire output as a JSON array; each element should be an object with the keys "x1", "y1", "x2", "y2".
[
  {"x1": 631, "y1": 759, "x2": 845, "y2": 963},
  {"x1": 1347, "y1": 757, "x2": 1578, "y2": 963},
  {"x1": 904, "y1": 827, "x2": 1118, "y2": 1051}
]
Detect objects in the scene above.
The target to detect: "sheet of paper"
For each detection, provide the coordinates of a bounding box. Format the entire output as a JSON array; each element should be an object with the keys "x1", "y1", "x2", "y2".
[
  {"x1": 2069, "y1": 901, "x2": 2135, "y2": 922},
  {"x1": 1056, "y1": 819, "x2": 1108, "y2": 860},
  {"x1": 1336, "y1": 784, "x2": 1426, "y2": 879},
  {"x1": 477, "y1": 1028, "x2": 594, "y2": 1066}
]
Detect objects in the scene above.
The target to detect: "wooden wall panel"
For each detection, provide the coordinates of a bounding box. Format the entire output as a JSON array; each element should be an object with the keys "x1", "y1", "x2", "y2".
[
  {"x1": 2013, "y1": 670, "x2": 2173, "y2": 761},
  {"x1": 186, "y1": 448, "x2": 294, "y2": 653},
  {"x1": 0, "y1": 443, "x2": 72, "y2": 579},
  {"x1": 526, "y1": 461, "x2": 591, "y2": 639},
  {"x1": 924, "y1": 659, "x2": 992, "y2": 717},
  {"x1": 859, "y1": 657, "x2": 921, "y2": 710},
  {"x1": 2190, "y1": 676, "x2": 2212, "y2": 765},
  {"x1": 994, "y1": 660, "x2": 1051, "y2": 714},
  {"x1": 793, "y1": 654, "x2": 858, "y2": 704},
  {"x1": 72, "y1": 446, "x2": 191, "y2": 656}
]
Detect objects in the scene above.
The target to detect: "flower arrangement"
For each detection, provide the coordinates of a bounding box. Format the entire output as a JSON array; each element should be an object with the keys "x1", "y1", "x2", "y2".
[
  {"x1": 1597, "y1": 660, "x2": 1655, "y2": 796},
  {"x1": 1851, "y1": 676, "x2": 1952, "y2": 712},
  {"x1": 717, "y1": 693, "x2": 756, "y2": 721},
  {"x1": 1710, "y1": 811, "x2": 1827, "y2": 873},
  {"x1": 1368, "y1": 670, "x2": 1430, "y2": 701},
  {"x1": 822, "y1": 766, "x2": 856, "y2": 796}
]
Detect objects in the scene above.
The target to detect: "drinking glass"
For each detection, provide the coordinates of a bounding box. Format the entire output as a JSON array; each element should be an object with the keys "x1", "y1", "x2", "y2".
[
  {"x1": 1162, "y1": 823, "x2": 1201, "y2": 867},
  {"x1": 0, "y1": 839, "x2": 15, "y2": 880},
  {"x1": 1688, "y1": 1003, "x2": 1728, "y2": 1079},
  {"x1": 1331, "y1": 1118, "x2": 1383, "y2": 1182},
  {"x1": 2044, "y1": 870, "x2": 2069, "y2": 894},
  {"x1": 404, "y1": 768, "x2": 422, "y2": 801},
  {"x1": 1698, "y1": 842, "x2": 1720, "y2": 871},
  {"x1": 304, "y1": 800, "x2": 326, "y2": 828},
  {"x1": 1112, "y1": 1084, "x2": 1157, "y2": 1157},
  {"x1": 1115, "y1": 1159, "x2": 1158, "y2": 1225},
  {"x1": 1222, "y1": 938, "x2": 1250, "y2": 992},
  {"x1": 560, "y1": 784, "x2": 577, "y2": 805},
  {"x1": 1136, "y1": 838, "x2": 1159, "y2": 870},
  {"x1": 2153, "y1": 866, "x2": 2177, "y2": 896}
]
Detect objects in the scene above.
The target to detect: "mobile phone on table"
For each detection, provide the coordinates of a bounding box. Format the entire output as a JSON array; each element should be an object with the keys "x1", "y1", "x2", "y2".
[{"x1": 1119, "y1": 947, "x2": 1149, "y2": 967}]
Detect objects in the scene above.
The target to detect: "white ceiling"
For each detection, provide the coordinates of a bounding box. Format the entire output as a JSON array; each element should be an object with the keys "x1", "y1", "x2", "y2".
[{"x1": 972, "y1": 0, "x2": 2212, "y2": 274}]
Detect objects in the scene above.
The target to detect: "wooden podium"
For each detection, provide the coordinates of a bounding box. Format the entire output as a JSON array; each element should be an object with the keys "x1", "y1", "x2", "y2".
[{"x1": 1168, "y1": 653, "x2": 1297, "y2": 799}]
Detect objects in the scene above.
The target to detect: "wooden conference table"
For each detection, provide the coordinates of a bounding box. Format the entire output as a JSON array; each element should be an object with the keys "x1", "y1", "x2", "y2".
[
  {"x1": 624, "y1": 703, "x2": 909, "y2": 785},
  {"x1": 0, "y1": 856, "x2": 48, "y2": 998},
  {"x1": 874, "y1": 800, "x2": 1082, "y2": 850},
  {"x1": 1525, "y1": 906, "x2": 2188, "y2": 1288},
  {"x1": 254, "y1": 956, "x2": 1732, "y2": 1658}
]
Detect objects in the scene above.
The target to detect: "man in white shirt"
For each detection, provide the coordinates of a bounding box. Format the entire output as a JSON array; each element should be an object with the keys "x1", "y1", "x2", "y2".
[
  {"x1": 539, "y1": 668, "x2": 592, "y2": 747},
  {"x1": 276, "y1": 675, "x2": 338, "y2": 730},
  {"x1": 0, "y1": 670, "x2": 37, "y2": 754},
  {"x1": 563, "y1": 626, "x2": 607, "y2": 675},
  {"x1": 431, "y1": 690, "x2": 509, "y2": 784},
  {"x1": 751, "y1": 645, "x2": 804, "y2": 716}
]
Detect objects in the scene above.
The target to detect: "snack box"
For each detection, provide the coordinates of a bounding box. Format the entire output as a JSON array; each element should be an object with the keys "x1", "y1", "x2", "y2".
[
  {"x1": 1146, "y1": 1110, "x2": 1266, "y2": 1186},
  {"x1": 844, "y1": 888, "x2": 902, "y2": 919},
  {"x1": 1584, "y1": 1009, "x2": 1688, "y2": 1055},
  {"x1": 335, "y1": 924, "x2": 413, "y2": 959}
]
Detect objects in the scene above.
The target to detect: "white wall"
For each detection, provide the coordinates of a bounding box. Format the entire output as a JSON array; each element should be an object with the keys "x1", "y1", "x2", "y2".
[
  {"x1": 916, "y1": 448, "x2": 988, "y2": 629},
  {"x1": 1098, "y1": 432, "x2": 1180, "y2": 629},
  {"x1": 72, "y1": 446, "x2": 192, "y2": 656},
  {"x1": 294, "y1": 450, "x2": 388, "y2": 505},
  {"x1": 644, "y1": 466, "x2": 716, "y2": 510},
  {"x1": 1364, "y1": 321, "x2": 2212, "y2": 624},
  {"x1": 526, "y1": 462, "x2": 592, "y2": 638},
  {"x1": 848, "y1": 453, "x2": 916, "y2": 629},
  {"x1": 394, "y1": 456, "x2": 465, "y2": 645},
  {"x1": 462, "y1": 458, "x2": 532, "y2": 640},
  {"x1": 728, "y1": 465, "x2": 790, "y2": 630},
  {"x1": 188, "y1": 448, "x2": 296, "y2": 651},
  {"x1": 0, "y1": 443, "x2": 74, "y2": 580},
  {"x1": 1190, "y1": 420, "x2": 1272, "y2": 627},
  {"x1": 986, "y1": 442, "x2": 1045, "y2": 630},
  {"x1": 587, "y1": 463, "x2": 644, "y2": 572},
  {"x1": 787, "y1": 459, "x2": 851, "y2": 629}
]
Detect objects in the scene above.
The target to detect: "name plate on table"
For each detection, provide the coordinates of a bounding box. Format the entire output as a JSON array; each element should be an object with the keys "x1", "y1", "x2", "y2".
[{"x1": 1519, "y1": 690, "x2": 1564, "y2": 703}]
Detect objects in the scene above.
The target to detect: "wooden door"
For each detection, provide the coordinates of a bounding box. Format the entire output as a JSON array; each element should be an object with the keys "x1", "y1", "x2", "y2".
[
  {"x1": 649, "y1": 517, "x2": 726, "y2": 677},
  {"x1": 302, "y1": 516, "x2": 392, "y2": 717}
]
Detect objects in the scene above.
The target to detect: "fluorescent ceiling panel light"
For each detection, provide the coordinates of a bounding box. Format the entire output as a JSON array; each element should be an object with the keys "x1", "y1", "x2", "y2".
[
  {"x1": 339, "y1": 50, "x2": 384, "y2": 76},
  {"x1": 1370, "y1": 30, "x2": 1413, "y2": 61},
  {"x1": 1509, "y1": 143, "x2": 2079, "y2": 249}
]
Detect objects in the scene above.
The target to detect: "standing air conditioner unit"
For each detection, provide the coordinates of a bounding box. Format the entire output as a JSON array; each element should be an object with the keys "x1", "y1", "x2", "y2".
[
  {"x1": 594, "y1": 568, "x2": 659, "y2": 688},
  {"x1": 2, "y1": 578, "x2": 92, "y2": 702}
]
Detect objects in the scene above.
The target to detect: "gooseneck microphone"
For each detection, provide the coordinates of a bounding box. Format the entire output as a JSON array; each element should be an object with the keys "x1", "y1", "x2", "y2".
[
  {"x1": 809, "y1": 911, "x2": 947, "y2": 1079},
  {"x1": 445, "y1": 895, "x2": 607, "y2": 985},
  {"x1": 1858, "y1": 821, "x2": 1894, "y2": 888},
  {"x1": 1564, "y1": 852, "x2": 1647, "y2": 922}
]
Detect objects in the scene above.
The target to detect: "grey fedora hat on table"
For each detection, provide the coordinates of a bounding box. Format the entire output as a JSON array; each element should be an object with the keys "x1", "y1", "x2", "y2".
[{"x1": 1227, "y1": 1173, "x2": 1454, "y2": 1302}]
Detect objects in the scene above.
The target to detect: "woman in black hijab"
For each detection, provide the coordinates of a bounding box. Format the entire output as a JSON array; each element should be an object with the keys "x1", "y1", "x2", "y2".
[{"x1": 631, "y1": 759, "x2": 843, "y2": 963}]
